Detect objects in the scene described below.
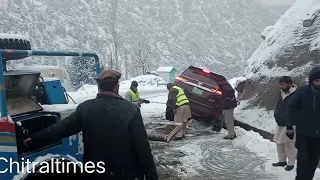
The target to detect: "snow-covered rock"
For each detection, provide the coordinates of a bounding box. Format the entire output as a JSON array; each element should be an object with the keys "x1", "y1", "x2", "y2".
[
  {"x1": 236, "y1": 0, "x2": 320, "y2": 132},
  {"x1": 228, "y1": 76, "x2": 246, "y2": 98},
  {"x1": 260, "y1": 26, "x2": 274, "y2": 40},
  {"x1": 119, "y1": 75, "x2": 166, "y2": 90},
  {"x1": 67, "y1": 75, "x2": 167, "y2": 103}
]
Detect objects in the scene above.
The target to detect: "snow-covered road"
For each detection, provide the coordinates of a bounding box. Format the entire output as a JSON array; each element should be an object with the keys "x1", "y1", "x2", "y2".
[
  {"x1": 45, "y1": 74, "x2": 319, "y2": 180},
  {"x1": 142, "y1": 95, "x2": 320, "y2": 180}
]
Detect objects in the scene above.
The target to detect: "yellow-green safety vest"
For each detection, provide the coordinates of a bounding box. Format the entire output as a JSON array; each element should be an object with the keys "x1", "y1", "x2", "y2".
[
  {"x1": 129, "y1": 89, "x2": 140, "y2": 102},
  {"x1": 172, "y1": 86, "x2": 189, "y2": 106}
]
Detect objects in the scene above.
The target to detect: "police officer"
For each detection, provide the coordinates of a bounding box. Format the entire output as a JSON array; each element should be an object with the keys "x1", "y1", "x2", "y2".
[
  {"x1": 23, "y1": 70, "x2": 159, "y2": 180},
  {"x1": 166, "y1": 83, "x2": 192, "y2": 139},
  {"x1": 125, "y1": 80, "x2": 150, "y2": 108}
]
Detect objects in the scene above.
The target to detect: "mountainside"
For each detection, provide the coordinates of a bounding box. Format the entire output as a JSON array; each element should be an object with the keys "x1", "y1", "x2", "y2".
[
  {"x1": 1, "y1": 0, "x2": 278, "y2": 79},
  {"x1": 235, "y1": 0, "x2": 320, "y2": 132},
  {"x1": 267, "y1": 5, "x2": 291, "y2": 14}
]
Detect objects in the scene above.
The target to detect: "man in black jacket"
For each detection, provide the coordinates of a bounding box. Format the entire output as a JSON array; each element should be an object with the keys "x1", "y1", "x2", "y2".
[
  {"x1": 24, "y1": 70, "x2": 159, "y2": 180},
  {"x1": 286, "y1": 66, "x2": 320, "y2": 180},
  {"x1": 272, "y1": 76, "x2": 297, "y2": 171},
  {"x1": 219, "y1": 80, "x2": 238, "y2": 140}
]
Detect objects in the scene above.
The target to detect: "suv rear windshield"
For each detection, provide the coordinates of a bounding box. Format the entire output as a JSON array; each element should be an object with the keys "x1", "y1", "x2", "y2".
[{"x1": 182, "y1": 67, "x2": 219, "y2": 87}]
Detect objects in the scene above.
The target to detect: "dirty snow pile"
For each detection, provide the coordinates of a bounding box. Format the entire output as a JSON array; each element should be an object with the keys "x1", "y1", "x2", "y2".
[{"x1": 67, "y1": 75, "x2": 167, "y2": 103}]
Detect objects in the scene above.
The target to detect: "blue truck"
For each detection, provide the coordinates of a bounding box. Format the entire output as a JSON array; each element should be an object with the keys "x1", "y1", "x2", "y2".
[
  {"x1": 0, "y1": 34, "x2": 184, "y2": 179},
  {"x1": 0, "y1": 34, "x2": 101, "y2": 179}
]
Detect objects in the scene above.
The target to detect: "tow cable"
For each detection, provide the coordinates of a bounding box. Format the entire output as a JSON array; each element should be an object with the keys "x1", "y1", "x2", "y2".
[{"x1": 149, "y1": 101, "x2": 166, "y2": 104}]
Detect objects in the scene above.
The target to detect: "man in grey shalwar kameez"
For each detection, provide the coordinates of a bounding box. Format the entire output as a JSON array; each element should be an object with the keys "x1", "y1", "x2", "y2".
[{"x1": 272, "y1": 76, "x2": 298, "y2": 171}]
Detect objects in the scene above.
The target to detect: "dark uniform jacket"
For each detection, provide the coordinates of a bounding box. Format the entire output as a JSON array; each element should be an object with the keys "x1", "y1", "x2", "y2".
[
  {"x1": 286, "y1": 67, "x2": 320, "y2": 137},
  {"x1": 29, "y1": 92, "x2": 158, "y2": 180},
  {"x1": 219, "y1": 82, "x2": 237, "y2": 110}
]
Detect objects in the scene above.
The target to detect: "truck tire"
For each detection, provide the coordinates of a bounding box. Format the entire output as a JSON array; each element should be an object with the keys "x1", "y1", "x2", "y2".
[{"x1": 0, "y1": 34, "x2": 31, "y2": 61}]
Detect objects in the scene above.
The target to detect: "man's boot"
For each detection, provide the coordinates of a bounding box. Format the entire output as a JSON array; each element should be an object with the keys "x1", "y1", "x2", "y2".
[
  {"x1": 285, "y1": 165, "x2": 294, "y2": 171},
  {"x1": 223, "y1": 134, "x2": 237, "y2": 140},
  {"x1": 272, "y1": 162, "x2": 287, "y2": 167}
]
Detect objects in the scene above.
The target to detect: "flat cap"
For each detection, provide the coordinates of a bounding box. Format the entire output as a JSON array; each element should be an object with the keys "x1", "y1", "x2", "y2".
[{"x1": 96, "y1": 70, "x2": 122, "y2": 82}]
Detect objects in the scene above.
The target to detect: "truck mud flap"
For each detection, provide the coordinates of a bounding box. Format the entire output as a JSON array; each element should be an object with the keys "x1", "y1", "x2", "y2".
[{"x1": 145, "y1": 121, "x2": 185, "y2": 143}]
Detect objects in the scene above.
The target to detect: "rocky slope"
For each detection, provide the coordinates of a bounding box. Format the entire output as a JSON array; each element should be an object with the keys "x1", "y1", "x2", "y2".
[{"x1": 235, "y1": 0, "x2": 320, "y2": 132}]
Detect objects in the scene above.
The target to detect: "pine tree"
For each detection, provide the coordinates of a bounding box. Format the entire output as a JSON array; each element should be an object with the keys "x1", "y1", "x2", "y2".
[{"x1": 68, "y1": 56, "x2": 96, "y2": 90}]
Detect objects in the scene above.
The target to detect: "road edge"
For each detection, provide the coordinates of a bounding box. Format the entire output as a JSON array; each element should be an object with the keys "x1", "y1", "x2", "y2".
[{"x1": 234, "y1": 119, "x2": 320, "y2": 168}]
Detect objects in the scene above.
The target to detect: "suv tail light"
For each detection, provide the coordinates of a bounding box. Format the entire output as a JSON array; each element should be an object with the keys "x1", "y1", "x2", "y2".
[
  {"x1": 202, "y1": 68, "x2": 210, "y2": 73},
  {"x1": 211, "y1": 88, "x2": 222, "y2": 95},
  {"x1": 175, "y1": 76, "x2": 187, "y2": 82}
]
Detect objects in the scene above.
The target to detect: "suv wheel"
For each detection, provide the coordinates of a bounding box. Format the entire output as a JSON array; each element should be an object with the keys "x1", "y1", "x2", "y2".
[
  {"x1": 212, "y1": 125, "x2": 222, "y2": 132},
  {"x1": 212, "y1": 116, "x2": 223, "y2": 132}
]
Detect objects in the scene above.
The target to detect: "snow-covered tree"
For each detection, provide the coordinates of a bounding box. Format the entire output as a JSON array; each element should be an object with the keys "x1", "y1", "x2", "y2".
[
  {"x1": 129, "y1": 42, "x2": 151, "y2": 76},
  {"x1": 67, "y1": 56, "x2": 96, "y2": 90}
]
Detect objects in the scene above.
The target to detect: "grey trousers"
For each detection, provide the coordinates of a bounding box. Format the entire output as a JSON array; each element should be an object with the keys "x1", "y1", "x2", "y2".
[
  {"x1": 277, "y1": 140, "x2": 297, "y2": 166},
  {"x1": 174, "y1": 105, "x2": 192, "y2": 138},
  {"x1": 223, "y1": 108, "x2": 236, "y2": 137}
]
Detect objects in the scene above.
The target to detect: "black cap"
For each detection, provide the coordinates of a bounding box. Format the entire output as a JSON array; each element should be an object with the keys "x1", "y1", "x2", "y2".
[
  {"x1": 309, "y1": 66, "x2": 320, "y2": 83},
  {"x1": 131, "y1": 81, "x2": 138, "y2": 87}
]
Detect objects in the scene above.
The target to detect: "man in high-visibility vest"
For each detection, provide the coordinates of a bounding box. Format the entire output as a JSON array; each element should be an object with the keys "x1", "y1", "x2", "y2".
[
  {"x1": 125, "y1": 81, "x2": 150, "y2": 108},
  {"x1": 166, "y1": 83, "x2": 192, "y2": 139}
]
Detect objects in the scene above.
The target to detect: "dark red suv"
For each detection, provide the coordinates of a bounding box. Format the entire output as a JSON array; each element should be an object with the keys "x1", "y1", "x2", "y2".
[{"x1": 174, "y1": 66, "x2": 228, "y2": 128}]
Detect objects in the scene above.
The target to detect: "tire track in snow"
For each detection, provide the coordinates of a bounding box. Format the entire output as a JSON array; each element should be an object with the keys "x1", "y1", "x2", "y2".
[
  {"x1": 196, "y1": 140, "x2": 275, "y2": 179},
  {"x1": 148, "y1": 118, "x2": 276, "y2": 179}
]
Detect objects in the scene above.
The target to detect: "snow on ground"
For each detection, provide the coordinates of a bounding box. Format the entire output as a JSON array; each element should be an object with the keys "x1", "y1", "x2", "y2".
[
  {"x1": 67, "y1": 75, "x2": 167, "y2": 103},
  {"x1": 140, "y1": 94, "x2": 320, "y2": 179},
  {"x1": 234, "y1": 100, "x2": 276, "y2": 133},
  {"x1": 140, "y1": 95, "x2": 167, "y2": 123},
  {"x1": 236, "y1": 127, "x2": 320, "y2": 179},
  {"x1": 40, "y1": 74, "x2": 320, "y2": 179}
]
